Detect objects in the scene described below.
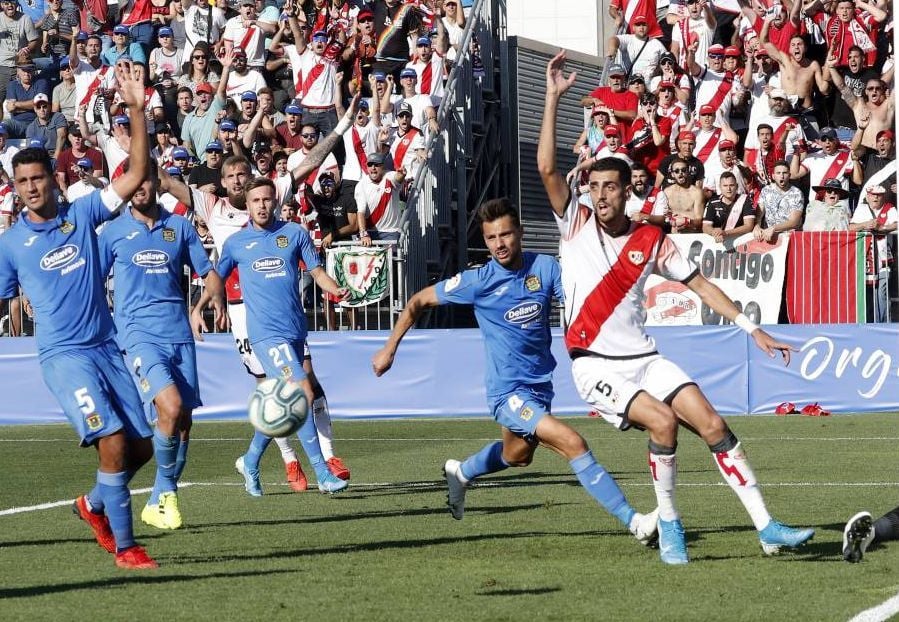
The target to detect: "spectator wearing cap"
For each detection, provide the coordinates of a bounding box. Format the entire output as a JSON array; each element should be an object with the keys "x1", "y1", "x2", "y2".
[
  {"x1": 403, "y1": 21, "x2": 449, "y2": 102},
  {"x1": 341, "y1": 7, "x2": 378, "y2": 93},
  {"x1": 277, "y1": 20, "x2": 342, "y2": 138},
  {"x1": 573, "y1": 105, "x2": 611, "y2": 157},
  {"x1": 180, "y1": 73, "x2": 228, "y2": 160},
  {"x1": 69, "y1": 34, "x2": 115, "y2": 133},
  {"x1": 182, "y1": 0, "x2": 227, "y2": 62},
  {"x1": 171, "y1": 144, "x2": 192, "y2": 173},
  {"x1": 686, "y1": 43, "x2": 740, "y2": 144},
  {"x1": 355, "y1": 150, "x2": 406, "y2": 244},
  {"x1": 79, "y1": 113, "x2": 132, "y2": 181},
  {"x1": 670, "y1": 0, "x2": 715, "y2": 67},
  {"x1": 571, "y1": 125, "x2": 633, "y2": 178},
  {"x1": 394, "y1": 66, "x2": 438, "y2": 135},
  {"x1": 605, "y1": 13, "x2": 666, "y2": 84},
  {"x1": 0, "y1": 123, "x2": 18, "y2": 181},
  {"x1": 657, "y1": 130, "x2": 704, "y2": 188},
  {"x1": 692, "y1": 103, "x2": 727, "y2": 166},
  {"x1": 39, "y1": 0, "x2": 79, "y2": 66},
  {"x1": 791, "y1": 126, "x2": 854, "y2": 202},
  {"x1": 341, "y1": 89, "x2": 381, "y2": 199},
  {"x1": 0, "y1": 0, "x2": 38, "y2": 111},
  {"x1": 368, "y1": 71, "x2": 401, "y2": 123},
  {"x1": 702, "y1": 138, "x2": 752, "y2": 195},
  {"x1": 286, "y1": 122, "x2": 341, "y2": 194},
  {"x1": 108, "y1": 61, "x2": 165, "y2": 133},
  {"x1": 148, "y1": 26, "x2": 184, "y2": 83},
  {"x1": 234, "y1": 90, "x2": 275, "y2": 141},
  {"x1": 388, "y1": 100, "x2": 424, "y2": 173},
  {"x1": 150, "y1": 122, "x2": 176, "y2": 167},
  {"x1": 72, "y1": 29, "x2": 87, "y2": 60},
  {"x1": 441, "y1": 0, "x2": 465, "y2": 63},
  {"x1": 850, "y1": 185, "x2": 897, "y2": 322},
  {"x1": 3, "y1": 57, "x2": 50, "y2": 138},
  {"x1": 370, "y1": 0, "x2": 425, "y2": 83},
  {"x1": 580, "y1": 63, "x2": 638, "y2": 139},
  {"x1": 52, "y1": 56, "x2": 76, "y2": 122},
  {"x1": 214, "y1": 117, "x2": 240, "y2": 157},
  {"x1": 755, "y1": 159, "x2": 804, "y2": 242},
  {"x1": 654, "y1": 79, "x2": 688, "y2": 151},
  {"x1": 315, "y1": 171, "x2": 358, "y2": 249},
  {"x1": 805, "y1": 178, "x2": 851, "y2": 231},
  {"x1": 188, "y1": 140, "x2": 225, "y2": 195},
  {"x1": 221, "y1": 45, "x2": 266, "y2": 108},
  {"x1": 54, "y1": 123, "x2": 103, "y2": 193},
  {"x1": 648, "y1": 52, "x2": 689, "y2": 103},
  {"x1": 274, "y1": 102, "x2": 305, "y2": 154},
  {"x1": 65, "y1": 156, "x2": 108, "y2": 202},
  {"x1": 626, "y1": 73, "x2": 647, "y2": 101},
  {"x1": 852, "y1": 129, "x2": 896, "y2": 193},
  {"x1": 609, "y1": 0, "x2": 663, "y2": 40},
  {"x1": 118, "y1": 0, "x2": 157, "y2": 51},
  {"x1": 25, "y1": 92, "x2": 68, "y2": 159},
  {"x1": 102, "y1": 24, "x2": 147, "y2": 66},
  {"x1": 223, "y1": 0, "x2": 276, "y2": 70},
  {"x1": 627, "y1": 93, "x2": 673, "y2": 177}
]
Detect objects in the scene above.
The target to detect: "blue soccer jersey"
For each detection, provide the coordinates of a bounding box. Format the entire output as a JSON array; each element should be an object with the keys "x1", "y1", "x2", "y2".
[
  {"x1": 99, "y1": 206, "x2": 213, "y2": 350},
  {"x1": 216, "y1": 220, "x2": 320, "y2": 344},
  {"x1": 435, "y1": 252, "x2": 564, "y2": 399},
  {"x1": 0, "y1": 188, "x2": 123, "y2": 361}
]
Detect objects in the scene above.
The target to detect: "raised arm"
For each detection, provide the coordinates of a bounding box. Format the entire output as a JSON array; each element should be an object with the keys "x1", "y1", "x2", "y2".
[
  {"x1": 110, "y1": 62, "x2": 149, "y2": 202},
  {"x1": 537, "y1": 50, "x2": 578, "y2": 218},
  {"x1": 291, "y1": 94, "x2": 360, "y2": 184},
  {"x1": 371, "y1": 285, "x2": 440, "y2": 376}
]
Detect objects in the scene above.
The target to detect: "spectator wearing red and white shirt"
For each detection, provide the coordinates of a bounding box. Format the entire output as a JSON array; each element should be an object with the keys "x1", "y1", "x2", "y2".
[
  {"x1": 580, "y1": 64, "x2": 638, "y2": 140},
  {"x1": 394, "y1": 67, "x2": 439, "y2": 137},
  {"x1": 69, "y1": 33, "x2": 115, "y2": 131},
  {"x1": 78, "y1": 113, "x2": 131, "y2": 181},
  {"x1": 223, "y1": 47, "x2": 267, "y2": 108},
  {"x1": 356, "y1": 151, "x2": 406, "y2": 243},
  {"x1": 610, "y1": 0, "x2": 663, "y2": 39},
  {"x1": 286, "y1": 123, "x2": 340, "y2": 195},
  {"x1": 817, "y1": 0, "x2": 886, "y2": 68},
  {"x1": 342, "y1": 98, "x2": 381, "y2": 194},
  {"x1": 670, "y1": 0, "x2": 715, "y2": 68},
  {"x1": 283, "y1": 25, "x2": 342, "y2": 136},
  {"x1": 692, "y1": 104, "x2": 727, "y2": 169},
  {"x1": 388, "y1": 101, "x2": 424, "y2": 173},
  {"x1": 627, "y1": 94, "x2": 672, "y2": 177},
  {"x1": 791, "y1": 126, "x2": 855, "y2": 202},
  {"x1": 687, "y1": 43, "x2": 738, "y2": 140},
  {"x1": 405, "y1": 34, "x2": 446, "y2": 104},
  {"x1": 223, "y1": 0, "x2": 276, "y2": 69},
  {"x1": 655, "y1": 80, "x2": 688, "y2": 152}
]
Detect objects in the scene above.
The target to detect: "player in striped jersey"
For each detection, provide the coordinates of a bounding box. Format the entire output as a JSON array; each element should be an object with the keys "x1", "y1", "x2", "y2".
[{"x1": 539, "y1": 50, "x2": 815, "y2": 566}]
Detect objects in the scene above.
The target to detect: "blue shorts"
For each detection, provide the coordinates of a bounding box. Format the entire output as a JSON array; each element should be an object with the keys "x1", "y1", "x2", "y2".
[
  {"x1": 125, "y1": 342, "x2": 202, "y2": 423},
  {"x1": 41, "y1": 340, "x2": 153, "y2": 447},
  {"x1": 490, "y1": 385, "x2": 553, "y2": 441},
  {"x1": 253, "y1": 337, "x2": 309, "y2": 383}
]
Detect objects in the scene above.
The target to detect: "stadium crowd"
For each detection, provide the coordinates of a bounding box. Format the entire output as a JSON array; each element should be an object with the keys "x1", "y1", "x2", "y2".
[
  {"x1": 575, "y1": 0, "x2": 895, "y2": 252},
  {"x1": 0, "y1": 0, "x2": 470, "y2": 334}
]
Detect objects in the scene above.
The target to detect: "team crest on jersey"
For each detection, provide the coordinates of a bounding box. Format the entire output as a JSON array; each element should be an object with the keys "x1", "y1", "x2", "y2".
[
  {"x1": 281, "y1": 366, "x2": 292, "y2": 378},
  {"x1": 519, "y1": 406, "x2": 534, "y2": 422},
  {"x1": 162, "y1": 228, "x2": 176, "y2": 242},
  {"x1": 140, "y1": 378, "x2": 150, "y2": 393},
  {"x1": 524, "y1": 274, "x2": 541, "y2": 292},
  {"x1": 628, "y1": 250, "x2": 645, "y2": 265},
  {"x1": 444, "y1": 273, "x2": 462, "y2": 292},
  {"x1": 85, "y1": 413, "x2": 102, "y2": 431},
  {"x1": 276, "y1": 235, "x2": 289, "y2": 248},
  {"x1": 59, "y1": 221, "x2": 74, "y2": 234}
]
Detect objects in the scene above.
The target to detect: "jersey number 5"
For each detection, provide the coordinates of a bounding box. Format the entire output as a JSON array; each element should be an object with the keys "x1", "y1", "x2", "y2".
[{"x1": 75, "y1": 387, "x2": 96, "y2": 414}]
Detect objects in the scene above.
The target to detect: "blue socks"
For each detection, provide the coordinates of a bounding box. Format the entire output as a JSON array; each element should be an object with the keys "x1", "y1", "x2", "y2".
[
  {"x1": 295, "y1": 407, "x2": 328, "y2": 477},
  {"x1": 460, "y1": 441, "x2": 509, "y2": 481},
  {"x1": 244, "y1": 430, "x2": 272, "y2": 473},
  {"x1": 148, "y1": 429, "x2": 178, "y2": 505},
  {"x1": 96, "y1": 470, "x2": 135, "y2": 552},
  {"x1": 570, "y1": 451, "x2": 635, "y2": 528},
  {"x1": 174, "y1": 439, "x2": 189, "y2": 481}
]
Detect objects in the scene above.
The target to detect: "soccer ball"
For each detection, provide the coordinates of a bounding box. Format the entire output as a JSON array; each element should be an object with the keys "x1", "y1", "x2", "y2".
[{"x1": 247, "y1": 378, "x2": 308, "y2": 438}]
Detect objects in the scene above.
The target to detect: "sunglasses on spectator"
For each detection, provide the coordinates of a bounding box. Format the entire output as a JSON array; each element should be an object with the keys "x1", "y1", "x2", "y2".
[
  {"x1": 193, "y1": 55, "x2": 207, "y2": 60},
  {"x1": 660, "y1": 58, "x2": 674, "y2": 65},
  {"x1": 686, "y1": 0, "x2": 699, "y2": 4},
  {"x1": 671, "y1": 167, "x2": 688, "y2": 174},
  {"x1": 708, "y1": 53, "x2": 724, "y2": 59},
  {"x1": 358, "y1": 16, "x2": 373, "y2": 22},
  {"x1": 866, "y1": 86, "x2": 883, "y2": 91},
  {"x1": 301, "y1": 132, "x2": 317, "y2": 138},
  {"x1": 367, "y1": 162, "x2": 383, "y2": 167}
]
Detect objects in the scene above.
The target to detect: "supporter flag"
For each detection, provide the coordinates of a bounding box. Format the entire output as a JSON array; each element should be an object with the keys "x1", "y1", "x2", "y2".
[
  {"x1": 785, "y1": 232, "x2": 869, "y2": 323},
  {"x1": 327, "y1": 246, "x2": 390, "y2": 308}
]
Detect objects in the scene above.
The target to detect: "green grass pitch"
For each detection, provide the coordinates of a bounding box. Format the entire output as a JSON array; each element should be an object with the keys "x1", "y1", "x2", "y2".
[{"x1": 1, "y1": 414, "x2": 897, "y2": 621}]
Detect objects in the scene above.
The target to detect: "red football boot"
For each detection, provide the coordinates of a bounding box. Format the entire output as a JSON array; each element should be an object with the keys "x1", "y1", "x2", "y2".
[
  {"x1": 285, "y1": 460, "x2": 308, "y2": 492},
  {"x1": 326, "y1": 457, "x2": 351, "y2": 481},
  {"x1": 115, "y1": 545, "x2": 158, "y2": 570},
  {"x1": 72, "y1": 495, "x2": 116, "y2": 554}
]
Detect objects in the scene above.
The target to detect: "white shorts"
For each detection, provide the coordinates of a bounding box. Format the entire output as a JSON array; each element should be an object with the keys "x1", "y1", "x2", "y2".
[
  {"x1": 227, "y1": 302, "x2": 265, "y2": 378},
  {"x1": 571, "y1": 354, "x2": 694, "y2": 431},
  {"x1": 228, "y1": 302, "x2": 312, "y2": 378}
]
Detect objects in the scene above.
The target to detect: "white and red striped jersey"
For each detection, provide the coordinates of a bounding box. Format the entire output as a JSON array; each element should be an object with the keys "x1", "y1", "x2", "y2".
[
  {"x1": 800, "y1": 149, "x2": 854, "y2": 202},
  {"x1": 112, "y1": 87, "x2": 163, "y2": 126},
  {"x1": 695, "y1": 68, "x2": 735, "y2": 126},
  {"x1": 657, "y1": 102, "x2": 688, "y2": 151},
  {"x1": 692, "y1": 127, "x2": 723, "y2": 167},
  {"x1": 284, "y1": 45, "x2": 337, "y2": 109},
  {"x1": 672, "y1": 16, "x2": 714, "y2": 66},
  {"x1": 96, "y1": 133, "x2": 129, "y2": 181},
  {"x1": 224, "y1": 18, "x2": 266, "y2": 67},
  {"x1": 395, "y1": 94, "x2": 437, "y2": 132},
  {"x1": 624, "y1": 187, "x2": 665, "y2": 219},
  {"x1": 355, "y1": 172, "x2": 402, "y2": 233},
  {"x1": 744, "y1": 112, "x2": 802, "y2": 164},
  {"x1": 74, "y1": 62, "x2": 116, "y2": 125},
  {"x1": 405, "y1": 54, "x2": 445, "y2": 100},
  {"x1": 285, "y1": 149, "x2": 339, "y2": 194},
  {"x1": 556, "y1": 195, "x2": 697, "y2": 357},
  {"x1": 225, "y1": 69, "x2": 267, "y2": 108},
  {"x1": 389, "y1": 127, "x2": 424, "y2": 171},
  {"x1": 191, "y1": 189, "x2": 248, "y2": 303},
  {"x1": 342, "y1": 121, "x2": 380, "y2": 182}
]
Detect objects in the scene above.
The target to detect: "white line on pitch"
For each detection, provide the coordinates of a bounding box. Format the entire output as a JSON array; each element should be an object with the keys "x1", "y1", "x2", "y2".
[
  {"x1": 3, "y1": 481, "x2": 898, "y2": 517},
  {"x1": 848, "y1": 592, "x2": 899, "y2": 622}
]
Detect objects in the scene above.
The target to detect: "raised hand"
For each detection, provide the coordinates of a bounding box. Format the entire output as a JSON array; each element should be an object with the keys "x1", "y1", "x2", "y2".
[
  {"x1": 115, "y1": 60, "x2": 147, "y2": 112},
  {"x1": 546, "y1": 50, "x2": 577, "y2": 98}
]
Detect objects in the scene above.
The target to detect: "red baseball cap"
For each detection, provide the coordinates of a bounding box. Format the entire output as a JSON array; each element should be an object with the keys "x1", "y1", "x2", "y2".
[
  {"x1": 657, "y1": 80, "x2": 676, "y2": 89},
  {"x1": 699, "y1": 104, "x2": 715, "y2": 116},
  {"x1": 678, "y1": 130, "x2": 695, "y2": 141},
  {"x1": 196, "y1": 82, "x2": 214, "y2": 94},
  {"x1": 632, "y1": 15, "x2": 648, "y2": 25},
  {"x1": 719, "y1": 139, "x2": 736, "y2": 150},
  {"x1": 708, "y1": 44, "x2": 725, "y2": 56},
  {"x1": 357, "y1": 8, "x2": 373, "y2": 20},
  {"x1": 877, "y1": 129, "x2": 895, "y2": 141},
  {"x1": 604, "y1": 125, "x2": 620, "y2": 137},
  {"x1": 724, "y1": 46, "x2": 740, "y2": 57}
]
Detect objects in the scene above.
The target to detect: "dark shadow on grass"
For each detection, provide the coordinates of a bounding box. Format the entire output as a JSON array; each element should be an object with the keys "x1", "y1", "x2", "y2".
[
  {"x1": 0, "y1": 568, "x2": 300, "y2": 599},
  {"x1": 476, "y1": 587, "x2": 562, "y2": 596},
  {"x1": 0, "y1": 532, "x2": 167, "y2": 549}
]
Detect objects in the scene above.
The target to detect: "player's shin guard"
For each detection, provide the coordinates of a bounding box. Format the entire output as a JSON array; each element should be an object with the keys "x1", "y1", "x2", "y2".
[
  {"x1": 460, "y1": 441, "x2": 509, "y2": 481},
  {"x1": 296, "y1": 406, "x2": 328, "y2": 473},
  {"x1": 149, "y1": 429, "x2": 178, "y2": 505},
  {"x1": 245, "y1": 430, "x2": 272, "y2": 472},
  {"x1": 710, "y1": 432, "x2": 771, "y2": 531},
  {"x1": 174, "y1": 439, "x2": 189, "y2": 481},
  {"x1": 649, "y1": 441, "x2": 679, "y2": 522},
  {"x1": 96, "y1": 470, "x2": 135, "y2": 552},
  {"x1": 312, "y1": 396, "x2": 334, "y2": 460},
  {"x1": 273, "y1": 436, "x2": 298, "y2": 463},
  {"x1": 874, "y1": 505, "x2": 899, "y2": 542},
  {"x1": 570, "y1": 450, "x2": 635, "y2": 527}
]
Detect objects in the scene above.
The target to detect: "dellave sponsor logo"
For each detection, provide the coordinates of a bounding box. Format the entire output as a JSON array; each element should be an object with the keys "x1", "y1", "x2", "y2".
[
  {"x1": 132, "y1": 250, "x2": 169, "y2": 267},
  {"x1": 252, "y1": 257, "x2": 286, "y2": 272},
  {"x1": 40, "y1": 244, "x2": 79, "y2": 271},
  {"x1": 504, "y1": 302, "x2": 542, "y2": 323}
]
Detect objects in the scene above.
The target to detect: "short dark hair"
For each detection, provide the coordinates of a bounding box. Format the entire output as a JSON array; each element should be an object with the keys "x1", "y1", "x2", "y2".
[
  {"x1": 631, "y1": 162, "x2": 650, "y2": 176},
  {"x1": 176, "y1": 86, "x2": 194, "y2": 98},
  {"x1": 848, "y1": 45, "x2": 864, "y2": 57},
  {"x1": 477, "y1": 197, "x2": 521, "y2": 228},
  {"x1": 757, "y1": 123, "x2": 773, "y2": 134},
  {"x1": 773, "y1": 159, "x2": 790, "y2": 170},
  {"x1": 272, "y1": 150, "x2": 287, "y2": 162},
  {"x1": 719, "y1": 171, "x2": 736, "y2": 183},
  {"x1": 12, "y1": 147, "x2": 53, "y2": 176},
  {"x1": 301, "y1": 123, "x2": 319, "y2": 134},
  {"x1": 244, "y1": 176, "x2": 275, "y2": 196},
  {"x1": 589, "y1": 156, "x2": 632, "y2": 186}
]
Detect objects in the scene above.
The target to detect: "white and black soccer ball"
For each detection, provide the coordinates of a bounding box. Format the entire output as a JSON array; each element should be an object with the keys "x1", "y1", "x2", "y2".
[{"x1": 247, "y1": 377, "x2": 308, "y2": 438}]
